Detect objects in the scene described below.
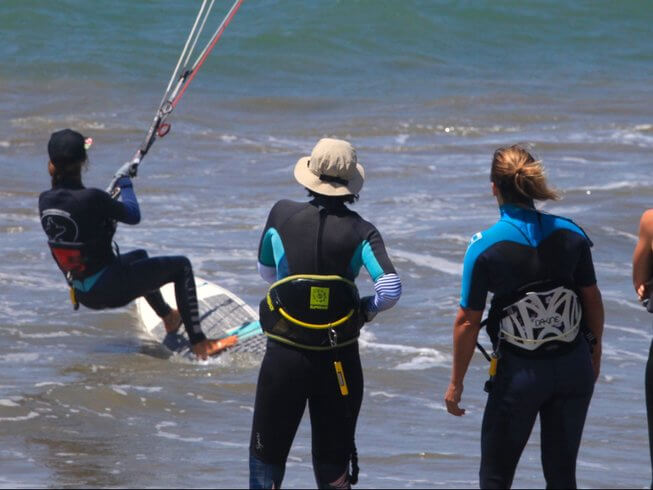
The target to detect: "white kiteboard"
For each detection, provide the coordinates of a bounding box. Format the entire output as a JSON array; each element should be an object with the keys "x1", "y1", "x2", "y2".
[{"x1": 136, "y1": 277, "x2": 266, "y2": 359}]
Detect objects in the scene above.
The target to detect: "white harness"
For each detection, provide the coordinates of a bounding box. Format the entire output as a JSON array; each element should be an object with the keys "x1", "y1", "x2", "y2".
[{"x1": 499, "y1": 285, "x2": 581, "y2": 351}]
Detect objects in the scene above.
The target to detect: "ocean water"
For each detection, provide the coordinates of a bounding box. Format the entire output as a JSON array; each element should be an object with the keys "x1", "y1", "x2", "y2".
[{"x1": 1, "y1": 0, "x2": 653, "y2": 487}]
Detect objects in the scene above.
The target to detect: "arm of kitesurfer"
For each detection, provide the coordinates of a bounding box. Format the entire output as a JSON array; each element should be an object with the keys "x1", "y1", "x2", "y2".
[
  {"x1": 257, "y1": 204, "x2": 281, "y2": 283},
  {"x1": 445, "y1": 307, "x2": 483, "y2": 417},
  {"x1": 446, "y1": 230, "x2": 489, "y2": 416},
  {"x1": 359, "y1": 227, "x2": 401, "y2": 321},
  {"x1": 97, "y1": 176, "x2": 141, "y2": 225},
  {"x1": 580, "y1": 285, "x2": 604, "y2": 382},
  {"x1": 573, "y1": 232, "x2": 603, "y2": 381},
  {"x1": 633, "y1": 210, "x2": 653, "y2": 300}
]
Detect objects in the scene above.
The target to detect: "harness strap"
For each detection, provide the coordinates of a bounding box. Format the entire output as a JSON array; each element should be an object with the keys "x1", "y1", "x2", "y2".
[{"x1": 276, "y1": 307, "x2": 355, "y2": 329}]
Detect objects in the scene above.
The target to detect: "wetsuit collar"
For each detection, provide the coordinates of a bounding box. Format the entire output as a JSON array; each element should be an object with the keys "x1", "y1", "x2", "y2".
[
  {"x1": 499, "y1": 203, "x2": 537, "y2": 219},
  {"x1": 499, "y1": 203, "x2": 541, "y2": 246},
  {"x1": 54, "y1": 177, "x2": 84, "y2": 190},
  {"x1": 310, "y1": 196, "x2": 348, "y2": 211}
]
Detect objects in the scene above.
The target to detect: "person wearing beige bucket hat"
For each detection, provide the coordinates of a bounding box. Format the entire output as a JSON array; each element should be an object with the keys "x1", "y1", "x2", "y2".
[
  {"x1": 293, "y1": 138, "x2": 365, "y2": 197},
  {"x1": 249, "y1": 138, "x2": 402, "y2": 489}
]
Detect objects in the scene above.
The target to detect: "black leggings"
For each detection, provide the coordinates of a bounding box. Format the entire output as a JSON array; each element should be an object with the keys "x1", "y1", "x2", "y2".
[
  {"x1": 480, "y1": 340, "x2": 594, "y2": 489},
  {"x1": 249, "y1": 339, "x2": 363, "y2": 489},
  {"x1": 75, "y1": 249, "x2": 204, "y2": 343},
  {"x1": 647, "y1": 339, "x2": 653, "y2": 488}
]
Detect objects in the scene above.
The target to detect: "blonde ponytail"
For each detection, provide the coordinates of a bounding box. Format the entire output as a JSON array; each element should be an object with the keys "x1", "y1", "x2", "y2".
[{"x1": 491, "y1": 145, "x2": 559, "y2": 203}]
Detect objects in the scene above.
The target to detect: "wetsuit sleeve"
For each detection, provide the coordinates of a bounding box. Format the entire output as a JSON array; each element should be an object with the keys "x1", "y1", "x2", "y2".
[
  {"x1": 460, "y1": 235, "x2": 489, "y2": 311},
  {"x1": 257, "y1": 202, "x2": 284, "y2": 282},
  {"x1": 258, "y1": 204, "x2": 277, "y2": 266},
  {"x1": 574, "y1": 239, "x2": 597, "y2": 287},
  {"x1": 358, "y1": 226, "x2": 397, "y2": 280},
  {"x1": 92, "y1": 180, "x2": 140, "y2": 225},
  {"x1": 356, "y1": 225, "x2": 401, "y2": 318}
]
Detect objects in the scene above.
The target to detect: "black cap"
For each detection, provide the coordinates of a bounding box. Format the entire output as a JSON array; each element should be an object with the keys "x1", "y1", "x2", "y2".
[{"x1": 48, "y1": 129, "x2": 87, "y2": 168}]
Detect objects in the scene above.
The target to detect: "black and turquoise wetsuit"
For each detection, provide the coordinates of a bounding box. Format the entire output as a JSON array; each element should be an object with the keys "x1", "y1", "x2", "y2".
[
  {"x1": 250, "y1": 197, "x2": 401, "y2": 489},
  {"x1": 38, "y1": 177, "x2": 206, "y2": 345},
  {"x1": 461, "y1": 203, "x2": 597, "y2": 489}
]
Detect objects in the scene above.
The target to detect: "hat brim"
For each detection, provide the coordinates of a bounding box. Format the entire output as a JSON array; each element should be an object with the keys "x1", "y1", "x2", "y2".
[{"x1": 293, "y1": 157, "x2": 365, "y2": 196}]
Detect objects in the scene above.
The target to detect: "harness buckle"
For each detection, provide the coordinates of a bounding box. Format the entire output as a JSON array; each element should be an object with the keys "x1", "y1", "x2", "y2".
[{"x1": 328, "y1": 328, "x2": 337, "y2": 348}]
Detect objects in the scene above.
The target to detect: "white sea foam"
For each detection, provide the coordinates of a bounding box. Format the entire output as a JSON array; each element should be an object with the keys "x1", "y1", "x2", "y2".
[
  {"x1": 18, "y1": 331, "x2": 71, "y2": 339},
  {"x1": 395, "y1": 134, "x2": 409, "y2": 144},
  {"x1": 391, "y1": 249, "x2": 462, "y2": 276},
  {"x1": 211, "y1": 440, "x2": 249, "y2": 448},
  {"x1": 602, "y1": 344, "x2": 648, "y2": 362},
  {"x1": 369, "y1": 391, "x2": 399, "y2": 399},
  {"x1": 577, "y1": 459, "x2": 609, "y2": 470},
  {"x1": 604, "y1": 296, "x2": 648, "y2": 312},
  {"x1": 570, "y1": 180, "x2": 649, "y2": 192},
  {"x1": 0, "y1": 399, "x2": 20, "y2": 407},
  {"x1": 155, "y1": 421, "x2": 203, "y2": 443},
  {"x1": 426, "y1": 402, "x2": 448, "y2": 412},
  {"x1": 560, "y1": 156, "x2": 589, "y2": 163},
  {"x1": 359, "y1": 337, "x2": 451, "y2": 371},
  {"x1": 112, "y1": 385, "x2": 163, "y2": 394},
  {"x1": 604, "y1": 323, "x2": 650, "y2": 339},
  {"x1": 438, "y1": 233, "x2": 470, "y2": 245},
  {"x1": 395, "y1": 355, "x2": 448, "y2": 370},
  {"x1": 0, "y1": 353, "x2": 39, "y2": 363},
  {"x1": 601, "y1": 226, "x2": 638, "y2": 242},
  {"x1": 219, "y1": 134, "x2": 238, "y2": 143},
  {"x1": 0, "y1": 411, "x2": 39, "y2": 422}
]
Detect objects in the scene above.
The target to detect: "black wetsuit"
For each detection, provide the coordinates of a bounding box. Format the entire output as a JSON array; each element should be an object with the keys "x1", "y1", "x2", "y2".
[
  {"x1": 39, "y1": 177, "x2": 205, "y2": 344},
  {"x1": 250, "y1": 198, "x2": 400, "y2": 489},
  {"x1": 461, "y1": 204, "x2": 597, "y2": 489}
]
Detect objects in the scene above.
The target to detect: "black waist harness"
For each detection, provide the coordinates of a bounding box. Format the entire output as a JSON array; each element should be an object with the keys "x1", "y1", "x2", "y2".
[
  {"x1": 259, "y1": 274, "x2": 363, "y2": 350},
  {"x1": 48, "y1": 240, "x2": 93, "y2": 281}
]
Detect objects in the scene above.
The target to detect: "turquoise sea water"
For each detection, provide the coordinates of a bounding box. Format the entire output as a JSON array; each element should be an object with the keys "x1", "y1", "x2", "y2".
[{"x1": 1, "y1": 1, "x2": 653, "y2": 488}]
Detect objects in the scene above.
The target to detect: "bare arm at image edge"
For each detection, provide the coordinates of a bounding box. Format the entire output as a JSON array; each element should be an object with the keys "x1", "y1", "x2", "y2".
[{"x1": 633, "y1": 210, "x2": 653, "y2": 300}]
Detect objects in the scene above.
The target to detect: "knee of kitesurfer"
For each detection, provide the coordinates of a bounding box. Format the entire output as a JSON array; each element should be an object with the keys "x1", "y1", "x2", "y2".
[
  {"x1": 250, "y1": 138, "x2": 401, "y2": 487},
  {"x1": 448, "y1": 143, "x2": 603, "y2": 488}
]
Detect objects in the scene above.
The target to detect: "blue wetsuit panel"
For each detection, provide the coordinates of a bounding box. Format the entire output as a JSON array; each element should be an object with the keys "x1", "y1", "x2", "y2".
[
  {"x1": 460, "y1": 204, "x2": 596, "y2": 311},
  {"x1": 259, "y1": 227, "x2": 289, "y2": 280}
]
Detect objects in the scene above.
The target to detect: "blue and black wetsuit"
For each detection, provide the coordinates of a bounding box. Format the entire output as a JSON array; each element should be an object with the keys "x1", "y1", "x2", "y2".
[
  {"x1": 461, "y1": 204, "x2": 597, "y2": 489},
  {"x1": 250, "y1": 197, "x2": 401, "y2": 489},
  {"x1": 39, "y1": 177, "x2": 205, "y2": 345}
]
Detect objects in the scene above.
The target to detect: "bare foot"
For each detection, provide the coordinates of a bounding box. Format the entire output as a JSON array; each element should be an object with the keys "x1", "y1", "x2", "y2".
[{"x1": 162, "y1": 309, "x2": 182, "y2": 334}]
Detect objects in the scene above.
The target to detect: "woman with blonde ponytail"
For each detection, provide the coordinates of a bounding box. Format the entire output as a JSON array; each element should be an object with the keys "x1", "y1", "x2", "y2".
[{"x1": 444, "y1": 145, "x2": 604, "y2": 488}]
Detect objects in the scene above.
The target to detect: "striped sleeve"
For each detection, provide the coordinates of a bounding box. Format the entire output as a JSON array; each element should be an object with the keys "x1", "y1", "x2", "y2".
[{"x1": 368, "y1": 273, "x2": 402, "y2": 313}]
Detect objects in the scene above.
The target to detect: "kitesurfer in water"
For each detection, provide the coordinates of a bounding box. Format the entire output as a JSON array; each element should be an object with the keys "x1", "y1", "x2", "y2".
[
  {"x1": 444, "y1": 145, "x2": 604, "y2": 488},
  {"x1": 39, "y1": 129, "x2": 233, "y2": 359},
  {"x1": 249, "y1": 138, "x2": 402, "y2": 489},
  {"x1": 632, "y1": 208, "x2": 653, "y2": 487}
]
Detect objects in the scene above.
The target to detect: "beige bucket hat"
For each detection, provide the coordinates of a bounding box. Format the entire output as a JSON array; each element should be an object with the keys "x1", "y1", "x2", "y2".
[{"x1": 294, "y1": 138, "x2": 365, "y2": 196}]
